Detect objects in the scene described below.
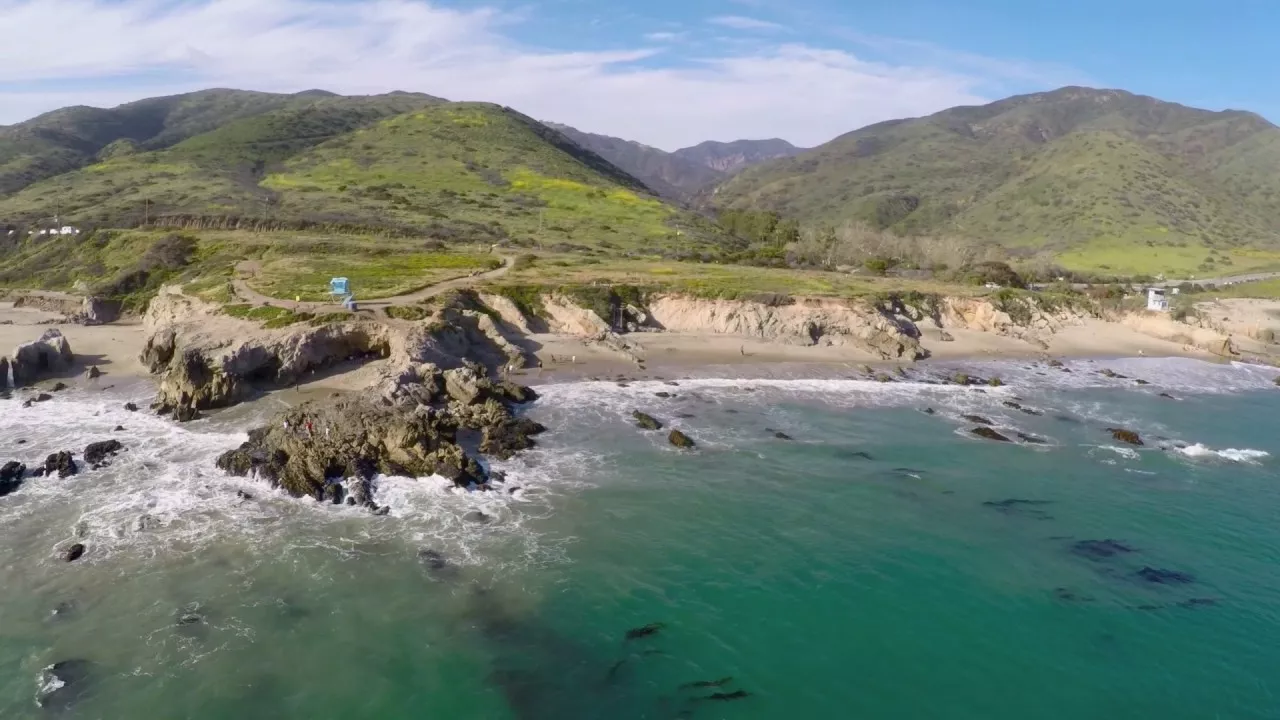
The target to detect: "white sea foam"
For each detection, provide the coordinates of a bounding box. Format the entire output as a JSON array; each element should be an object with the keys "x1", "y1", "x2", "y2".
[
  {"x1": 1093, "y1": 445, "x2": 1141, "y2": 460},
  {"x1": 0, "y1": 385, "x2": 593, "y2": 570},
  {"x1": 1175, "y1": 443, "x2": 1270, "y2": 464}
]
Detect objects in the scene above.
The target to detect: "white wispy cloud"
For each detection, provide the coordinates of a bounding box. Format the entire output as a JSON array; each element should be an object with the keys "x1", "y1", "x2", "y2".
[
  {"x1": 0, "y1": 0, "x2": 1029, "y2": 150},
  {"x1": 643, "y1": 31, "x2": 683, "y2": 42},
  {"x1": 707, "y1": 15, "x2": 787, "y2": 32}
]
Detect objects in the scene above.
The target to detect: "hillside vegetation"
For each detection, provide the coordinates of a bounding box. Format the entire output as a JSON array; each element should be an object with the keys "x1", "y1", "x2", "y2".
[
  {"x1": 0, "y1": 89, "x2": 374, "y2": 196},
  {"x1": 0, "y1": 99, "x2": 727, "y2": 254},
  {"x1": 714, "y1": 87, "x2": 1280, "y2": 274}
]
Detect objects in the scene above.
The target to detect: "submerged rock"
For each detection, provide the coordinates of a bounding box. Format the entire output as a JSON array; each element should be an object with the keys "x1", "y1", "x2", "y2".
[
  {"x1": 1136, "y1": 566, "x2": 1195, "y2": 585},
  {"x1": 668, "y1": 429, "x2": 696, "y2": 449},
  {"x1": 35, "y1": 659, "x2": 92, "y2": 709},
  {"x1": 970, "y1": 427, "x2": 1011, "y2": 442},
  {"x1": 1070, "y1": 539, "x2": 1135, "y2": 561},
  {"x1": 1106, "y1": 428, "x2": 1143, "y2": 446},
  {"x1": 983, "y1": 499, "x2": 1053, "y2": 519},
  {"x1": 632, "y1": 410, "x2": 663, "y2": 431},
  {"x1": 1015, "y1": 432, "x2": 1047, "y2": 445},
  {"x1": 962, "y1": 415, "x2": 994, "y2": 426},
  {"x1": 1053, "y1": 587, "x2": 1096, "y2": 603},
  {"x1": 124, "y1": 402, "x2": 138, "y2": 412},
  {"x1": 83, "y1": 440, "x2": 124, "y2": 468}
]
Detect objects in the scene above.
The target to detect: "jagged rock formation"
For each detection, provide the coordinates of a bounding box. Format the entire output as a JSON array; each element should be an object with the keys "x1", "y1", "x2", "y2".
[
  {"x1": 140, "y1": 287, "x2": 529, "y2": 420},
  {"x1": 938, "y1": 298, "x2": 1092, "y2": 348},
  {"x1": 215, "y1": 362, "x2": 541, "y2": 505},
  {"x1": 9, "y1": 329, "x2": 74, "y2": 386}
]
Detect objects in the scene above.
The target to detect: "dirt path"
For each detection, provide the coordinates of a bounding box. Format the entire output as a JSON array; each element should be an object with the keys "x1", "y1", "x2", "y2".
[{"x1": 231, "y1": 255, "x2": 514, "y2": 311}]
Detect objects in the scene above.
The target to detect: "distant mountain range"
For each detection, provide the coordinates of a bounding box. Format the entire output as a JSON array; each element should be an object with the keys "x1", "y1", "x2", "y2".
[
  {"x1": 712, "y1": 86, "x2": 1280, "y2": 266},
  {"x1": 5, "y1": 85, "x2": 1280, "y2": 274},
  {"x1": 545, "y1": 122, "x2": 803, "y2": 202}
]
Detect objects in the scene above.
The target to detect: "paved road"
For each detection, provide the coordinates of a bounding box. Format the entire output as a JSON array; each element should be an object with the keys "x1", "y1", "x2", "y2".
[
  {"x1": 1030, "y1": 270, "x2": 1280, "y2": 292},
  {"x1": 1151, "y1": 271, "x2": 1280, "y2": 287},
  {"x1": 231, "y1": 255, "x2": 514, "y2": 311}
]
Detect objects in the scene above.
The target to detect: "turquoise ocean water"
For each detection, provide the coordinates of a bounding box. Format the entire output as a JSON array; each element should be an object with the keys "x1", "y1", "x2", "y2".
[{"x1": 2, "y1": 356, "x2": 1279, "y2": 719}]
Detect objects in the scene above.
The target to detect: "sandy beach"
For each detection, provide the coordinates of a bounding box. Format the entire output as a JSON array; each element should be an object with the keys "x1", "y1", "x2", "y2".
[
  {"x1": 1, "y1": 298, "x2": 1269, "y2": 393},
  {"x1": 0, "y1": 302, "x2": 149, "y2": 383}
]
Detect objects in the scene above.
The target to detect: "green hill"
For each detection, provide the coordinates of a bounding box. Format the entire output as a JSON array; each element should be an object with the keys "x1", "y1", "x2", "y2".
[
  {"x1": 712, "y1": 87, "x2": 1280, "y2": 273},
  {"x1": 0, "y1": 98, "x2": 725, "y2": 253},
  {"x1": 0, "y1": 89, "x2": 353, "y2": 196}
]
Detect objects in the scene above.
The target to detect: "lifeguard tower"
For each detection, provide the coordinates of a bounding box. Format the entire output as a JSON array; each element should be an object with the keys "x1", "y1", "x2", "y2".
[
  {"x1": 329, "y1": 277, "x2": 357, "y2": 310},
  {"x1": 1146, "y1": 288, "x2": 1169, "y2": 312}
]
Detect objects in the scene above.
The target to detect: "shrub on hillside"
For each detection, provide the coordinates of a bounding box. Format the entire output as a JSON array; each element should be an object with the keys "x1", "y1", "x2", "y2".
[{"x1": 960, "y1": 261, "x2": 1026, "y2": 289}]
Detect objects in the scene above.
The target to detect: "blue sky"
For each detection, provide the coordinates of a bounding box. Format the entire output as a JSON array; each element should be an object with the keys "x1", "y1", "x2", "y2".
[{"x1": 0, "y1": 0, "x2": 1275, "y2": 149}]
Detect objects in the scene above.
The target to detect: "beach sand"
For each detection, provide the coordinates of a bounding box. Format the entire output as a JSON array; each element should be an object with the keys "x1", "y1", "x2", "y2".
[
  {"x1": 521, "y1": 316, "x2": 1219, "y2": 383},
  {"x1": 0, "y1": 300, "x2": 1242, "y2": 394},
  {"x1": 0, "y1": 302, "x2": 149, "y2": 383}
]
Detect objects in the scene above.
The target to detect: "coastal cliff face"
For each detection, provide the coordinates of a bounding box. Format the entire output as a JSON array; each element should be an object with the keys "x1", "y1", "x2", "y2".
[
  {"x1": 938, "y1": 297, "x2": 1093, "y2": 348},
  {"x1": 140, "y1": 288, "x2": 529, "y2": 420},
  {"x1": 645, "y1": 295, "x2": 925, "y2": 360},
  {"x1": 481, "y1": 290, "x2": 1096, "y2": 360}
]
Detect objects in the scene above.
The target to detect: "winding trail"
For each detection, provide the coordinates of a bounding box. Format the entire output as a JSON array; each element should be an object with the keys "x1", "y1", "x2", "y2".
[{"x1": 231, "y1": 254, "x2": 514, "y2": 312}]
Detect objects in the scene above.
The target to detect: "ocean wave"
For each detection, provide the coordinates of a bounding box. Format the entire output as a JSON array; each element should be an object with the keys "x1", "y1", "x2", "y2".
[
  {"x1": 1174, "y1": 443, "x2": 1270, "y2": 464},
  {"x1": 0, "y1": 387, "x2": 594, "y2": 571}
]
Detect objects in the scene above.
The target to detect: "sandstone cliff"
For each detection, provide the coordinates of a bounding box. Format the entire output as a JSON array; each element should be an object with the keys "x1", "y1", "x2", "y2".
[
  {"x1": 645, "y1": 295, "x2": 925, "y2": 360},
  {"x1": 140, "y1": 287, "x2": 531, "y2": 420}
]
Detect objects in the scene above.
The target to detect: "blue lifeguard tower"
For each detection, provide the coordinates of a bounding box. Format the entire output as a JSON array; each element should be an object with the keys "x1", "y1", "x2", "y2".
[{"x1": 329, "y1": 276, "x2": 356, "y2": 310}]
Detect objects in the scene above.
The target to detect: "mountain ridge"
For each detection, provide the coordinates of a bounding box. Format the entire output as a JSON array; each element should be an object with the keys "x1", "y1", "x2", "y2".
[{"x1": 712, "y1": 86, "x2": 1280, "y2": 273}]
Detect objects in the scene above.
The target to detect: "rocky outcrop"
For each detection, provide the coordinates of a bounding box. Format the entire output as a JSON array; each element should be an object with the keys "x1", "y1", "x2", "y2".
[
  {"x1": 971, "y1": 427, "x2": 1011, "y2": 442},
  {"x1": 9, "y1": 329, "x2": 74, "y2": 386},
  {"x1": 633, "y1": 410, "x2": 663, "y2": 430},
  {"x1": 216, "y1": 363, "x2": 541, "y2": 504},
  {"x1": 480, "y1": 293, "x2": 535, "y2": 334},
  {"x1": 646, "y1": 295, "x2": 924, "y2": 360},
  {"x1": 0, "y1": 460, "x2": 24, "y2": 497},
  {"x1": 42, "y1": 451, "x2": 78, "y2": 478},
  {"x1": 141, "y1": 287, "x2": 530, "y2": 420},
  {"x1": 84, "y1": 440, "x2": 124, "y2": 468},
  {"x1": 12, "y1": 293, "x2": 120, "y2": 324},
  {"x1": 1107, "y1": 428, "x2": 1143, "y2": 446},
  {"x1": 217, "y1": 400, "x2": 479, "y2": 501},
  {"x1": 669, "y1": 429, "x2": 696, "y2": 449},
  {"x1": 541, "y1": 294, "x2": 612, "y2": 337},
  {"x1": 939, "y1": 298, "x2": 1091, "y2": 348}
]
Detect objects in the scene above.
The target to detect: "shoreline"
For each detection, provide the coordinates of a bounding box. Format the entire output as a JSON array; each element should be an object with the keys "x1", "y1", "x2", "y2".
[{"x1": 0, "y1": 302, "x2": 1260, "y2": 397}]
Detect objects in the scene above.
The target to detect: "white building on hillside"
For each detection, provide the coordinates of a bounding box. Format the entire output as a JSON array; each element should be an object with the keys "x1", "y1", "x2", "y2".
[{"x1": 1146, "y1": 288, "x2": 1169, "y2": 312}]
